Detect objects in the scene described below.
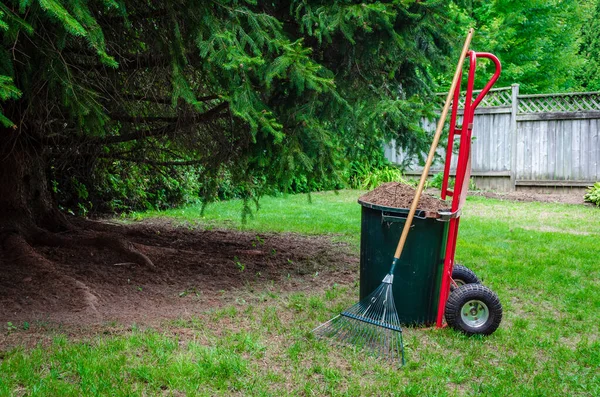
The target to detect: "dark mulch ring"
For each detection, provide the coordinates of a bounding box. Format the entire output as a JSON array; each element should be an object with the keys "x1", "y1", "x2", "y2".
[{"x1": 0, "y1": 219, "x2": 357, "y2": 344}]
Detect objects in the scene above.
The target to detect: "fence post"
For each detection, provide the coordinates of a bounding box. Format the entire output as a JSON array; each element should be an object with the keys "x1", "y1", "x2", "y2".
[{"x1": 510, "y1": 84, "x2": 519, "y2": 191}]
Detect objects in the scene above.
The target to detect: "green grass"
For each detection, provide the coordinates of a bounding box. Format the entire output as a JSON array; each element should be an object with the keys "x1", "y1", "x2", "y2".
[{"x1": 2, "y1": 191, "x2": 599, "y2": 396}]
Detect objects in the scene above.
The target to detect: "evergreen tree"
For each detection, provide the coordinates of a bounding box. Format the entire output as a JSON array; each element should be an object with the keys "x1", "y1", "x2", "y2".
[{"x1": 0, "y1": 1, "x2": 458, "y2": 271}]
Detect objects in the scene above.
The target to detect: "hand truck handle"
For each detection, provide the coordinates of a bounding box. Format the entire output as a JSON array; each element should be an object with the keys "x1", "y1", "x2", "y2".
[
  {"x1": 440, "y1": 52, "x2": 502, "y2": 200},
  {"x1": 471, "y1": 52, "x2": 502, "y2": 110}
]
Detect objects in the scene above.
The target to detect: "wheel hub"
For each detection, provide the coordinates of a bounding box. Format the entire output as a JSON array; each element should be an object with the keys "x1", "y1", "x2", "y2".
[{"x1": 460, "y1": 299, "x2": 489, "y2": 328}]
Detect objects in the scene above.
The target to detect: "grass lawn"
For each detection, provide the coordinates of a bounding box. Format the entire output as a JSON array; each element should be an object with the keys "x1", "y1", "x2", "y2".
[{"x1": 1, "y1": 191, "x2": 599, "y2": 396}]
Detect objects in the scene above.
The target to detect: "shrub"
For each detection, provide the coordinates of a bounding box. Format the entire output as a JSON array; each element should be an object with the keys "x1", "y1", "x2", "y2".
[
  {"x1": 584, "y1": 182, "x2": 600, "y2": 206},
  {"x1": 347, "y1": 161, "x2": 407, "y2": 190},
  {"x1": 361, "y1": 166, "x2": 406, "y2": 190},
  {"x1": 52, "y1": 159, "x2": 203, "y2": 215},
  {"x1": 428, "y1": 172, "x2": 446, "y2": 189},
  {"x1": 427, "y1": 171, "x2": 477, "y2": 192}
]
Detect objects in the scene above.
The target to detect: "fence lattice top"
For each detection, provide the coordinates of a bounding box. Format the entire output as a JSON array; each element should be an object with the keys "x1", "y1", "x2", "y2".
[
  {"x1": 459, "y1": 87, "x2": 512, "y2": 108},
  {"x1": 436, "y1": 86, "x2": 513, "y2": 108},
  {"x1": 435, "y1": 86, "x2": 600, "y2": 114},
  {"x1": 518, "y1": 92, "x2": 600, "y2": 113}
]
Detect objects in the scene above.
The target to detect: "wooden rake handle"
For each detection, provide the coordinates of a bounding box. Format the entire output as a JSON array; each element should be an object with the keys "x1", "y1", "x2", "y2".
[{"x1": 393, "y1": 28, "x2": 474, "y2": 261}]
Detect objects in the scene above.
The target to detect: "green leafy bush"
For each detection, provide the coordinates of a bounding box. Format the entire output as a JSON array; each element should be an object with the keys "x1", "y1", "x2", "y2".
[
  {"x1": 362, "y1": 166, "x2": 406, "y2": 190},
  {"x1": 53, "y1": 160, "x2": 203, "y2": 215},
  {"x1": 427, "y1": 172, "x2": 477, "y2": 191},
  {"x1": 428, "y1": 172, "x2": 446, "y2": 189},
  {"x1": 584, "y1": 182, "x2": 600, "y2": 206},
  {"x1": 347, "y1": 161, "x2": 406, "y2": 190}
]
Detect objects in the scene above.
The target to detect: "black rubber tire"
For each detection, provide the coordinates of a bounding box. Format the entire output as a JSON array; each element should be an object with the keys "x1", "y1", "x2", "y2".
[
  {"x1": 445, "y1": 284, "x2": 503, "y2": 336},
  {"x1": 452, "y1": 264, "x2": 481, "y2": 288}
]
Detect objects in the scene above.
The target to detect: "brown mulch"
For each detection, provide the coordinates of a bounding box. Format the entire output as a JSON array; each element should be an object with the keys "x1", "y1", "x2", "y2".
[
  {"x1": 0, "y1": 219, "x2": 357, "y2": 330},
  {"x1": 359, "y1": 182, "x2": 449, "y2": 211},
  {"x1": 470, "y1": 190, "x2": 588, "y2": 205}
]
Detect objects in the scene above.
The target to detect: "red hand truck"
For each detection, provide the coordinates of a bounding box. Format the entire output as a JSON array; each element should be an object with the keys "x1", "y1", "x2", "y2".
[{"x1": 435, "y1": 51, "x2": 504, "y2": 334}]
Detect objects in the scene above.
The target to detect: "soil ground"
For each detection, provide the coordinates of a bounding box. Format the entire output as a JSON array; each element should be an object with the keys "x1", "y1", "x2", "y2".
[
  {"x1": 0, "y1": 219, "x2": 356, "y2": 342},
  {"x1": 469, "y1": 189, "x2": 588, "y2": 205}
]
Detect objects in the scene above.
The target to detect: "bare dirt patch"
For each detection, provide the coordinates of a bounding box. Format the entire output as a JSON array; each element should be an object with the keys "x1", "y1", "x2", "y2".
[{"x1": 0, "y1": 219, "x2": 357, "y2": 332}]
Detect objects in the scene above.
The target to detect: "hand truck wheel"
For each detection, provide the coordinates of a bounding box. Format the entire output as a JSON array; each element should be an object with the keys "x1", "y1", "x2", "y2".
[
  {"x1": 451, "y1": 264, "x2": 481, "y2": 291},
  {"x1": 445, "y1": 283, "x2": 502, "y2": 335}
]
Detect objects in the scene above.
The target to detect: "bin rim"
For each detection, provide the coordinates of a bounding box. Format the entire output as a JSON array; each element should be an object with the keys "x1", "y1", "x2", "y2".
[{"x1": 358, "y1": 199, "x2": 449, "y2": 220}]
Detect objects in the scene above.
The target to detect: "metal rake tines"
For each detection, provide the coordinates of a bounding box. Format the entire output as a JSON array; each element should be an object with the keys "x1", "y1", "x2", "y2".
[
  {"x1": 342, "y1": 282, "x2": 402, "y2": 331},
  {"x1": 313, "y1": 282, "x2": 405, "y2": 365}
]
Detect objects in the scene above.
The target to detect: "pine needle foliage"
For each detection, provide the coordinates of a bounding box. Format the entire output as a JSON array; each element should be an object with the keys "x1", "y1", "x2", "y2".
[{"x1": 0, "y1": 0, "x2": 461, "y2": 212}]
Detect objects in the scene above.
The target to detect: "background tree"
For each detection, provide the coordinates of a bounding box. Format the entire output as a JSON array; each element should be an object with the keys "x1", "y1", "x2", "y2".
[
  {"x1": 455, "y1": 0, "x2": 586, "y2": 94},
  {"x1": 578, "y1": 0, "x2": 600, "y2": 91},
  {"x1": 0, "y1": 1, "x2": 459, "y2": 272}
]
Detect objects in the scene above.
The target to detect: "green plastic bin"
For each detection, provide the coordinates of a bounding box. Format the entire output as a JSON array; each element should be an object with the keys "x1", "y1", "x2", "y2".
[{"x1": 358, "y1": 200, "x2": 450, "y2": 325}]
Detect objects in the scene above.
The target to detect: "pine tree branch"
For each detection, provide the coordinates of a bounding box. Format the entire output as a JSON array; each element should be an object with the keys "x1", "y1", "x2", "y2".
[
  {"x1": 98, "y1": 102, "x2": 229, "y2": 145},
  {"x1": 107, "y1": 93, "x2": 219, "y2": 105},
  {"x1": 65, "y1": 53, "x2": 171, "y2": 70},
  {"x1": 42, "y1": 102, "x2": 229, "y2": 147},
  {"x1": 64, "y1": 51, "x2": 202, "y2": 71},
  {"x1": 98, "y1": 155, "x2": 204, "y2": 167},
  {"x1": 98, "y1": 9, "x2": 169, "y2": 23},
  {"x1": 110, "y1": 115, "x2": 184, "y2": 123}
]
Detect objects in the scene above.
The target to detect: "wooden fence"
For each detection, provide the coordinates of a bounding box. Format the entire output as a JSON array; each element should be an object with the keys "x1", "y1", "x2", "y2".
[{"x1": 385, "y1": 85, "x2": 600, "y2": 192}]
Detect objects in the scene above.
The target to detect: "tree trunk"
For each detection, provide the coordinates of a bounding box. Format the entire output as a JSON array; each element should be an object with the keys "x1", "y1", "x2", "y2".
[{"x1": 0, "y1": 130, "x2": 61, "y2": 234}]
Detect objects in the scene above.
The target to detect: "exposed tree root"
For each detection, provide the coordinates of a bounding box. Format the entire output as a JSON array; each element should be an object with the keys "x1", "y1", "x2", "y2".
[
  {"x1": 2, "y1": 233, "x2": 100, "y2": 314},
  {"x1": 29, "y1": 225, "x2": 155, "y2": 270},
  {"x1": 0, "y1": 212, "x2": 155, "y2": 270}
]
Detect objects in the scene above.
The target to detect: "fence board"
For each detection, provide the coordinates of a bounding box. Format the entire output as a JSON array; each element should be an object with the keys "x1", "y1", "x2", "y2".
[
  {"x1": 590, "y1": 120, "x2": 600, "y2": 180},
  {"x1": 548, "y1": 121, "x2": 556, "y2": 180}
]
